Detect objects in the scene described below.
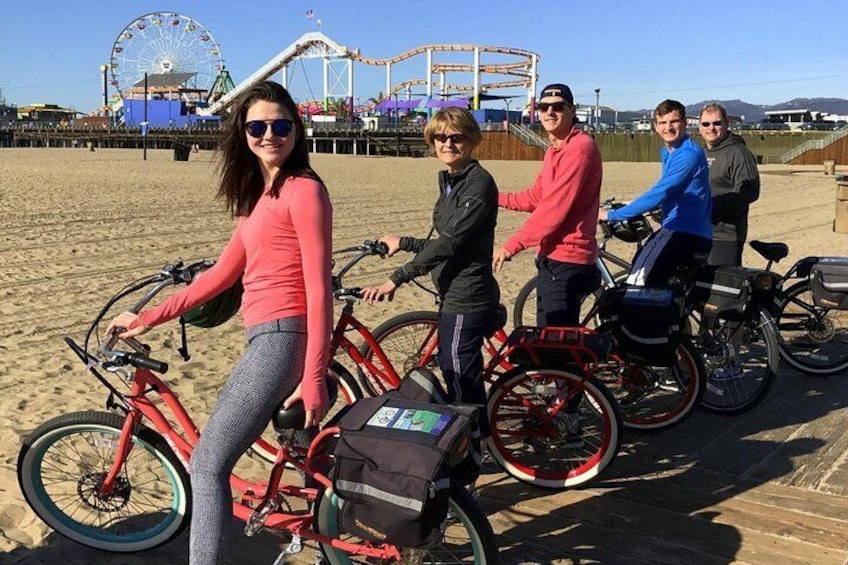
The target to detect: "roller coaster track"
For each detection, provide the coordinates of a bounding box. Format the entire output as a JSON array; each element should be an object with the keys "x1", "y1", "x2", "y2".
[{"x1": 200, "y1": 32, "x2": 540, "y2": 116}]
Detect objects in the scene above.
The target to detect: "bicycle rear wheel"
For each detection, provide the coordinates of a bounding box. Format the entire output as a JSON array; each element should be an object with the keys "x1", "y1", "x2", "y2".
[
  {"x1": 593, "y1": 333, "x2": 706, "y2": 432},
  {"x1": 316, "y1": 483, "x2": 498, "y2": 564},
  {"x1": 693, "y1": 308, "x2": 780, "y2": 415},
  {"x1": 486, "y1": 367, "x2": 622, "y2": 489},
  {"x1": 775, "y1": 280, "x2": 848, "y2": 375},
  {"x1": 17, "y1": 411, "x2": 190, "y2": 552}
]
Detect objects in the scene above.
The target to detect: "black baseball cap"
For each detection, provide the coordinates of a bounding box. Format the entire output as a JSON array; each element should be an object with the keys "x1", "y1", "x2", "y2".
[{"x1": 539, "y1": 83, "x2": 574, "y2": 104}]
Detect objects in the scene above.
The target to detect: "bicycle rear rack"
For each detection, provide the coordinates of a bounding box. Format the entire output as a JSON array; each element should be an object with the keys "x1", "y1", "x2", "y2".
[{"x1": 503, "y1": 326, "x2": 612, "y2": 368}]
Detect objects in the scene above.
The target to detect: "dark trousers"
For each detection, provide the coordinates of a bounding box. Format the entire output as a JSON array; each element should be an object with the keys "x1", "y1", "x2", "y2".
[
  {"x1": 627, "y1": 228, "x2": 713, "y2": 287},
  {"x1": 438, "y1": 309, "x2": 491, "y2": 436},
  {"x1": 535, "y1": 258, "x2": 601, "y2": 327},
  {"x1": 708, "y1": 239, "x2": 743, "y2": 267}
]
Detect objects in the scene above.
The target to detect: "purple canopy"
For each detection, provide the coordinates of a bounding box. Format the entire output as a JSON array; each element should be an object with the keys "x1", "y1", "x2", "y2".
[
  {"x1": 374, "y1": 98, "x2": 423, "y2": 111},
  {"x1": 424, "y1": 98, "x2": 469, "y2": 109}
]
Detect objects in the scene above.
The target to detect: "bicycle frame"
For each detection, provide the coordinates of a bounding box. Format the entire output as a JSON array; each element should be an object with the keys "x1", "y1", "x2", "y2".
[
  {"x1": 64, "y1": 336, "x2": 403, "y2": 560},
  {"x1": 332, "y1": 297, "x2": 404, "y2": 392}
]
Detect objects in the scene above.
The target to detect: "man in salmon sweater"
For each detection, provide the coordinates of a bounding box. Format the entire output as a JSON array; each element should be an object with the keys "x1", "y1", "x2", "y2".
[{"x1": 493, "y1": 83, "x2": 602, "y2": 326}]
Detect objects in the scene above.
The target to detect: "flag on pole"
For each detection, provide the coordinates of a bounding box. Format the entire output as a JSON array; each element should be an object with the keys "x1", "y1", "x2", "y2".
[{"x1": 306, "y1": 9, "x2": 313, "y2": 19}]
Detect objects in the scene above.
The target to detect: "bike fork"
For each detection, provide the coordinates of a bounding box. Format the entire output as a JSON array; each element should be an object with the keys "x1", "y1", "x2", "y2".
[{"x1": 99, "y1": 412, "x2": 141, "y2": 495}]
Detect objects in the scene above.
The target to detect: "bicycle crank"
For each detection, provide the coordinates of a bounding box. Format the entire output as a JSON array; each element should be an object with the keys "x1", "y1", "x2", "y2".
[{"x1": 271, "y1": 534, "x2": 303, "y2": 564}]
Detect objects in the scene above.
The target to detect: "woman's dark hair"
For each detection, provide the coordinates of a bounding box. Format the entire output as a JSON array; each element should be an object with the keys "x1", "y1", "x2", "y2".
[{"x1": 217, "y1": 81, "x2": 322, "y2": 217}]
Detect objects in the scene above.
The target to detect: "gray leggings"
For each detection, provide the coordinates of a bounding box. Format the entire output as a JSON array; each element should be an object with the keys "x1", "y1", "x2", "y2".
[{"x1": 189, "y1": 316, "x2": 307, "y2": 565}]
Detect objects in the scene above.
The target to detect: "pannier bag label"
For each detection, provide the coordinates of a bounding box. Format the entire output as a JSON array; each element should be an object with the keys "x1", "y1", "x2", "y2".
[{"x1": 366, "y1": 407, "x2": 453, "y2": 436}]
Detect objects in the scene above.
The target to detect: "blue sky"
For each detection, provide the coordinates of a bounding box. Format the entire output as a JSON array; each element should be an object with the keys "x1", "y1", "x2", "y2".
[{"x1": 1, "y1": 0, "x2": 845, "y2": 113}]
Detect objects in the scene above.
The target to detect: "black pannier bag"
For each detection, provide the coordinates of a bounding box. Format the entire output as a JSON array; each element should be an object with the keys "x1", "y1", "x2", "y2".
[
  {"x1": 598, "y1": 285, "x2": 683, "y2": 367},
  {"x1": 692, "y1": 266, "x2": 752, "y2": 320},
  {"x1": 331, "y1": 390, "x2": 476, "y2": 548},
  {"x1": 810, "y1": 258, "x2": 848, "y2": 310},
  {"x1": 396, "y1": 368, "x2": 483, "y2": 487}
]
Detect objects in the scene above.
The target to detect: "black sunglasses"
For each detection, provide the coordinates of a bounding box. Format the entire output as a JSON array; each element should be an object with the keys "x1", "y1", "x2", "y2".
[
  {"x1": 245, "y1": 119, "x2": 294, "y2": 138},
  {"x1": 433, "y1": 133, "x2": 468, "y2": 144},
  {"x1": 538, "y1": 102, "x2": 566, "y2": 112},
  {"x1": 700, "y1": 120, "x2": 723, "y2": 128}
]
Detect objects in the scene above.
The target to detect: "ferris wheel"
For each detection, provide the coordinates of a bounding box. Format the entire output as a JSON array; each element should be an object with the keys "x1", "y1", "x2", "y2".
[{"x1": 109, "y1": 12, "x2": 224, "y2": 98}]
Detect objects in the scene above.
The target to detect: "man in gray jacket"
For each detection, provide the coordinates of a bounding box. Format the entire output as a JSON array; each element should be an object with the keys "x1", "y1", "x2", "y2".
[{"x1": 699, "y1": 102, "x2": 760, "y2": 266}]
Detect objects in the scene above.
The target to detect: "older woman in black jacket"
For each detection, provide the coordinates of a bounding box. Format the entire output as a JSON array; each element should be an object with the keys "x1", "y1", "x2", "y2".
[{"x1": 362, "y1": 107, "x2": 499, "y2": 423}]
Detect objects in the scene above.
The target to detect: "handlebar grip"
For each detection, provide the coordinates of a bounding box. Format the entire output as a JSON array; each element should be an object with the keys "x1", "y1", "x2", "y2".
[
  {"x1": 334, "y1": 287, "x2": 362, "y2": 299},
  {"x1": 126, "y1": 353, "x2": 169, "y2": 374},
  {"x1": 374, "y1": 242, "x2": 389, "y2": 255}
]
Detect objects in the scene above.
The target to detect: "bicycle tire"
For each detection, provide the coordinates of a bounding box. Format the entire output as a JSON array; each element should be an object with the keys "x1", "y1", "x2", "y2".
[
  {"x1": 250, "y1": 361, "x2": 364, "y2": 464},
  {"x1": 316, "y1": 483, "x2": 499, "y2": 564},
  {"x1": 694, "y1": 307, "x2": 780, "y2": 415},
  {"x1": 592, "y1": 333, "x2": 706, "y2": 432},
  {"x1": 485, "y1": 367, "x2": 622, "y2": 489},
  {"x1": 513, "y1": 275, "x2": 539, "y2": 328},
  {"x1": 775, "y1": 279, "x2": 848, "y2": 376},
  {"x1": 515, "y1": 271, "x2": 629, "y2": 329},
  {"x1": 17, "y1": 410, "x2": 191, "y2": 553},
  {"x1": 358, "y1": 311, "x2": 440, "y2": 396}
]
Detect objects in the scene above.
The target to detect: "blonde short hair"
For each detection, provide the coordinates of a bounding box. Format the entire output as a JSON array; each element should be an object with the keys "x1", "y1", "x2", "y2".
[{"x1": 423, "y1": 107, "x2": 482, "y2": 149}]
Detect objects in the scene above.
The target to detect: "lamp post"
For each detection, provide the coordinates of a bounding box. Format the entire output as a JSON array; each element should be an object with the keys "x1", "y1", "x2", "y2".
[
  {"x1": 143, "y1": 72, "x2": 148, "y2": 161},
  {"x1": 594, "y1": 88, "x2": 600, "y2": 132},
  {"x1": 504, "y1": 99, "x2": 511, "y2": 132},
  {"x1": 393, "y1": 92, "x2": 400, "y2": 157}
]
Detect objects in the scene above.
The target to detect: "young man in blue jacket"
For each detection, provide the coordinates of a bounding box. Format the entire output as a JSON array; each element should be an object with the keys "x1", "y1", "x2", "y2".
[{"x1": 599, "y1": 99, "x2": 712, "y2": 286}]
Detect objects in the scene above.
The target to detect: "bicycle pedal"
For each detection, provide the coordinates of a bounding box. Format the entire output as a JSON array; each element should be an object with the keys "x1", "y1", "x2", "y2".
[{"x1": 244, "y1": 499, "x2": 279, "y2": 537}]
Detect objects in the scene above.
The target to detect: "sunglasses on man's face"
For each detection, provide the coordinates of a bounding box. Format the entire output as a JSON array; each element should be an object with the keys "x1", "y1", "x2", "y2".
[
  {"x1": 245, "y1": 118, "x2": 294, "y2": 138},
  {"x1": 537, "y1": 102, "x2": 566, "y2": 113},
  {"x1": 700, "y1": 120, "x2": 724, "y2": 128},
  {"x1": 433, "y1": 133, "x2": 468, "y2": 144}
]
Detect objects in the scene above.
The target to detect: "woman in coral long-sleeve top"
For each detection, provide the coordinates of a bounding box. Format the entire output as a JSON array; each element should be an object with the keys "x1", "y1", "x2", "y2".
[{"x1": 107, "y1": 81, "x2": 332, "y2": 565}]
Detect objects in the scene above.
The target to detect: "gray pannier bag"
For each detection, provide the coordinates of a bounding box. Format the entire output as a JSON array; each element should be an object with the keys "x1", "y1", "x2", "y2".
[{"x1": 810, "y1": 258, "x2": 848, "y2": 310}]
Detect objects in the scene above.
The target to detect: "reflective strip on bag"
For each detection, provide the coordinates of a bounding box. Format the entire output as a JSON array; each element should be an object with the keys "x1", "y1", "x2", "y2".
[
  {"x1": 335, "y1": 480, "x2": 432, "y2": 513},
  {"x1": 695, "y1": 281, "x2": 743, "y2": 297},
  {"x1": 408, "y1": 370, "x2": 449, "y2": 405},
  {"x1": 822, "y1": 281, "x2": 848, "y2": 291},
  {"x1": 620, "y1": 325, "x2": 670, "y2": 345}
]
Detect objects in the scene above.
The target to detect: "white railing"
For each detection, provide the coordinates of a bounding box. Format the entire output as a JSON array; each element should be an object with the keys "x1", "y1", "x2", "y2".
[
  {"x1": 509, "y1": 122, "x2": 550, "y2": 150},
  {"x1": 780, "y1": 125, "x2": 848, "y2": 163}
]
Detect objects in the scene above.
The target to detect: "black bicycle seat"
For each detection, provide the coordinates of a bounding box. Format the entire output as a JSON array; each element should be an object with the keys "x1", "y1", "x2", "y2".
[
  {"x1": 750, "y1": 240, "x2": 789, "y2": 263},
  {"x1": 272, "y1": 375, "x2": 339, "y2": 432}
]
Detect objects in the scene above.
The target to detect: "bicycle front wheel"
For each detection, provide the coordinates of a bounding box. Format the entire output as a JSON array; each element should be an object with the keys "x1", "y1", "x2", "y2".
[
  {"x1": 694, "y1": 308, "x2": 780, "y2": 415},
  {"x1": 775, "y1": 280, "x2": 848, "y2": 375},
  {"x1": 486, "y1": 367, "x2": 622, "y2": 489},
  {"x1": 515, "y1": 274, "x2": 624, "y2": 329},
  {"x1": 17, "y1": 411, "x2": 190, "y2": 552},
  {"x1": 359, "y1": 311, "x2": 440, "y2": 396},
  {"x1": 316, "y1": 483, "x2": 498, "y2": 564},
  {"x1": 513, "y1": 275, "x2": 539, "y2": 328}
]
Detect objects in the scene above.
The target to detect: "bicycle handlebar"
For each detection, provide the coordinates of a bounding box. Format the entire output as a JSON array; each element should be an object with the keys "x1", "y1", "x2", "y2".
[
  {"x1": 331, "y1": 240, "x2": 389, "y2": 297},
  {"x1": 102, "y1": 348, "x2": 169, "y2": 374}
]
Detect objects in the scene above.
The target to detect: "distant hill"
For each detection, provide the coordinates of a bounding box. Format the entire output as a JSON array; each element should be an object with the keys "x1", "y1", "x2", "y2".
[{"x1": 621, "y1": 98, "x2": 848, "y2": 123}]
